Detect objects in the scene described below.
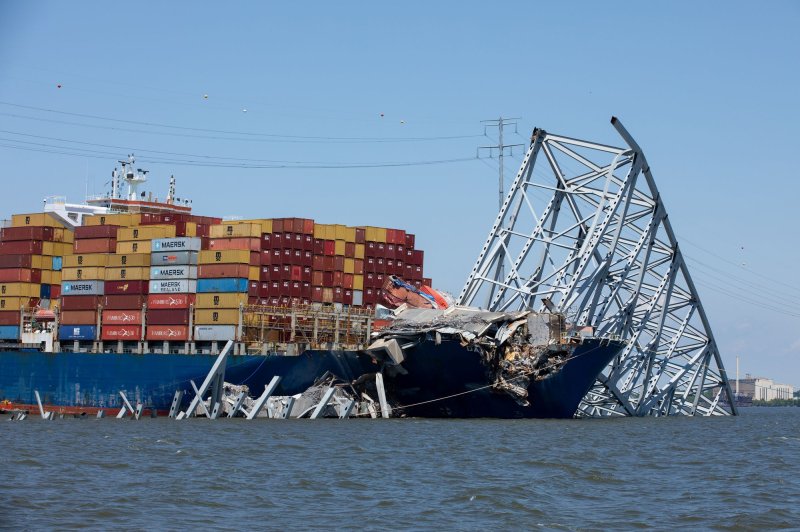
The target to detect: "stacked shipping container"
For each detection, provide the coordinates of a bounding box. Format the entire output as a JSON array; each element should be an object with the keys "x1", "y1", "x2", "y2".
[
  {"x1": 147, "y1": 236, "x2": 201, "y2": 342},
  {"x1": 0, "y1": 213, "x2": 72, "y2": 339}
]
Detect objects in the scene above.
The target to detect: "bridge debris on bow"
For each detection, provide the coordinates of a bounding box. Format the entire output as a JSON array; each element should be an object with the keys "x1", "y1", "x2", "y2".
[{"x1": 458, "y1": 117, "x2": 736, "y2": 417}]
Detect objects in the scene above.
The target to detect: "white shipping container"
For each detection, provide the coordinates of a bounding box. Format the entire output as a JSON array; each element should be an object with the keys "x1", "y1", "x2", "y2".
[
  {"x1": 149, "y1": 279, "x2": 197, "y2": 294},
  {"x1": 194, "y1": 325, "x2": 237, "y2": 341},
  {"x1": 62, "y1": 280, "x2": 104, "y2": 295},
  {"x1": 151, "y1": 237, "x2": 202, "y2": 252},
  {"x1": 150, "y1": 266, "x2": 198, "y2": 280}
]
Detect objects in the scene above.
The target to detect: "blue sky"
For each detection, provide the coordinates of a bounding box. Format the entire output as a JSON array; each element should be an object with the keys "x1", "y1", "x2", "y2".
[{"x1": 1, "y1": 2, "x2": 798, "y2": 385}]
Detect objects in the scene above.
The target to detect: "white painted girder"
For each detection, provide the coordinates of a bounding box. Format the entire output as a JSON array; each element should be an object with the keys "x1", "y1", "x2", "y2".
[{"x1": 458, "y1": 118, "x2": 736, "y2": 417}]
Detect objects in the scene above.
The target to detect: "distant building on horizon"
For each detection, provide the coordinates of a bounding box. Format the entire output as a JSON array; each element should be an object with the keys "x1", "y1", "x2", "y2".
[{"x1": 732, "y1": 375, "x2": 794, "y2": 402}]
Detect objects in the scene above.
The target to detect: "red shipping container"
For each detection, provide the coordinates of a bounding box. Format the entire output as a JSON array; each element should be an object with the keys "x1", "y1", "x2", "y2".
[
  {"x1": 50, "y1": 285, "x2": 61, "y2": 299},
  {"x1": 302, "y1": 219, "x2": 315, "y2": 235},
  {"x1": 60, "y1": 310, "x2": 97, "y2": 325},
  {"x1": 0, "y1": 240, "x2": 44, "y2": 255},
  {"x1": 387, "y1": 244, "x2": 396, "y2": 259},
  {"x1": 334, "y1": 256, "x2": 345, "y2": 272},
  {"x1": 75, "y1": 225, "x2": 119, "y2": 239},
  {"x1": 0, "y1": 226, "x2": 55, "y2": 242},
  {"x1": 248, "y1": 281, "x2": 259, "y2": 297},
  {"x1": 422, "y1": 278, "x2": 433, "y2": 287},
  {"x1": 290, "y1": 281, "x2": 301, "y2": 298},
  {"x1": 302, "y1": 234, "x2": 313, "y2": 251},
  {"x1": 103, "y1": 294, "x2": 146, "y2": 310},
  {"x1": 271, "y1": 265, "x2": 281, "y2": 280},
  {"x1": 302, "y1": 282, "x2": 311, "y2": 299},
  {"x1": 344, "y1": 242, "x2": 355, "y2": 258},
  {"x1": 259, "y1": 250, "x2": 271, "y2": 266},
  {"x1": 396, "y1": 244, "x2": 405, "y2": 259},
  {"x1": 61, "y1": 295, "x2": 102, "y2": 311},
  {"x1": 365, "y1": 272, "x2": 376, "y2": 288},
  {"x1": 311, "y1": 286, "x2": 323, "y2": 302},
  {"x1": 405, "y1": 248, "x2": 414, "y2": 261},
  {"x1": 323, "y1": 256, "x2": 334, "y2": 272},
  {"x1": 101, "y1": 325, "x2": 141, "y2": 341},
  {"x1": 354, "y1": 259, "x2": 364, "y2": 275},
  {"x1": 282, "y1": 248, "x2": 292, "y2": 263},
  {"x1": 272, "y1": 219, "x2": 284, "y2": 233},
  {"x1": 343, "y1": 273, "x2": 354, "y2": 290},
  {"x1": 0, "y1": 268, "x2": 41, "y2": 283},
  {"x1": 323, "y1": 240, "x2": 335, "y2": 256},
  {"x1": 377, "y1": 243, "x2": 386, "y2": 257},
  {"x1": 73, "y1": 238, "x2": 117, "y2": 254},
  {"x1": 282, "y1": 233, "x2": 293, "y2": 247},
  {"x1": 355, "y1": 227, "x2": 366, "y2": 244},
  {"x1": 102, "y1": 309, "x2": 143, "y2": 325},
  {"x1": 146, "y1": 325, "x2": 190, "y2": 341},
  {"x1": 0, "y1": 311, "x2": 19, "y2": 325},
  {"x1": 249, "y1": 251, "x2": 260, "y2": 265},
  {"x1": 412, "y1": 250, "x2": 424, "y2": 265},
  {"x1": 333, "y1": 271, "x2": 343, "y2": 287},
  {"x1": 366, "y1": 241, "x2": 377, "y2": 257},
  {"x1": 259, "y1": 266, "x2": 271, "y2": 282},
  {"x1": 313, "y1": 239, "x2": 324, "y2": 255},
  {"x1": 291, "y1": 265, "x2": 302, "y2": 281},
  {"x1": 343, "y1": 289, "x2": 353, "y2": 306},
  {"x1": 312, "y1": 255, "x2": 324, "y2": 271},
  {"x1": 323, "y1": 272, "x2": 334, "y2": 286},
  {"x1": 333, "y1": 287, "x2": 344, "y2": 304},
  {"x1": 147, "y1": 293, "x2": 196, "y2": 309},
  {"x1": 198, "y1": 263, "x2": 250, "y2": 278},
  {"x1": 312, "y1": 271, "x2": 323, "y2": 286},
  {"x1": 148, "y1": 309, "x2": 191, "y2": 325},
  {"x1": 302, "y1": 266, "x2": 312, "y2": 282},
  {"x1": 209, "y1": 237, "x2": 260, "y2": 251},
  {"x1": 292, "y1": 233, "x2": 303, "y2": 249},
  {"x1": 261, "y1": 233, "x2": 272, "y2": 250},
  {"x1": 105, "y1": 280, "x2": 148, "y2": 295},
  {"x1": 0, "y1": 255, "x2": 33, "y2": 268},
  {"x1": 271, "y1": 233, "x2": 283, "y2": 249},
  {"x1": 405, "y1": 233, "x2": 415, "y2": 249},
  {"x1": 302, "y1": 251, "x2": 313, "y2": 267}
]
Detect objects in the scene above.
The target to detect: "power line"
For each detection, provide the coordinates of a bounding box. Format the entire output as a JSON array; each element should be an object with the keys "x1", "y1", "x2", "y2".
[{"x1": 0, "y1": 101, "x2": 482, "y2": 143}]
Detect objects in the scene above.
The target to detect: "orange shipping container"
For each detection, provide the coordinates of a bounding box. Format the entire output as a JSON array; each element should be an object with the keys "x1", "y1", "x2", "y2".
[
  {"x1": 102, "y1": 310, "x2": 143, "y2": 325},
  {"x1": 101, "y1": 325, "x2": 142, "y2": 341},
  {"x1": 60, "y1": 310, "x2": 97, "y2": 325},
  {"x1": 74, "y1": 238, "x2": 117, "y2": 254},
  {"x1": 208, "y1": 237, "x2": 260, "y2": 252},
  {"x1": 146, "y1": 325, "x2": 189, "y2": 341}
]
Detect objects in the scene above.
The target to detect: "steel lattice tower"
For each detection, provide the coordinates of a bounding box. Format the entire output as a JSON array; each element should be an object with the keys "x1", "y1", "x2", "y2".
[{"x1": 458, "y1": 117, "x2": 736, "y2": 417}]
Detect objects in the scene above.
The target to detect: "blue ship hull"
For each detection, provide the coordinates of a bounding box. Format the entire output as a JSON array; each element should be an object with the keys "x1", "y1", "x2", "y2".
[{"x1": 0, "y1": 338, "x2": 623, "y2": 418}]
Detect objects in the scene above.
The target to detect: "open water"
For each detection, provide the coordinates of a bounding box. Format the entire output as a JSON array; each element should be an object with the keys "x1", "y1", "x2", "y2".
[{"x1": 1, "y1": 407, "x2": 798, "y2": 530}]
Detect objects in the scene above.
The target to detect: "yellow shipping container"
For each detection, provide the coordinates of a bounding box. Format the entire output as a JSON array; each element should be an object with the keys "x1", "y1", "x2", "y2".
[
  {"x1": 116, "y1": 241, "x2": 151, "y2": 254},
  {"x1": 194, "y1": 309, "x2": 240, "y2": 325},
  {"x1": 234, "y1": 219, "x2": 272, "y2": 234},
  {"x1": 0, "y1": 283, "x2": 41, "y2": 297},
  {"x1": 105, "y1": 267, "x2": 149, "y2": 281},
  {"x1": 61, "y1": 267, "x2": 104, "y2": 281},
  {"x1": 209, "y1": 223, "x2": 261, "y2": 239},
  {"x1": 11, "y1": 213, "x2": 68, "y2": 228},
  {"x1": 0, "y1": 297, "x2": 33, "y2": 310},
  {"x1": 42, "y1": 242, "x2": 73, "y2": 257},
  {"x1": 334, "y1": 225, "x2": 348, "y2": 241},
  {"x1": 334, "y1": 240, "x2": 345, "y2": 256},
  {"x1": 83, "y1": 213, "x2": 141, "y2": 227},
  {"x1": 313, "y1": 224, "x2": 332, "y2": 239},
  {"x1": 117, "y1": 225, "x2": 176, "y2": 241},
  {"x1": 53, "y1": 228, "x2": 75, "y2": 243},
  {"x1": 198, "y1": 249, "x2": 250, "y2": 264},
  {"x1": 195, "y1": 293, "x2": 248, "y2": 309},
  {"x1": 51, "y1": 271, "x2": 62, "y2": 284},
  {"x1": 355, "y1": 244, "x2": 365, "y2": 260},
  {"x1": 353, "y1": 274, "x2": 364, "y2": 291},
  {"x1": 344, "y1": 258, "x2": 355, "y2": 274},
  {"x1": 249, "y1": 266, "x2": 259, "y2": 281},
  {"x1": 325, "y1": 225, "x2": 337, "y2": 240},
  {"x1": 364, "y1": 226, "x2": 388, "y2": 242},
  {"x1": 64, "y1": 254, "x2": 111, "y2": 268},
  {"x1": 183, "y1": 222, "x2": 197, "y2": 237},
  {"x1": 41, "y1": 270, "x2": 53, "y2": 284},
  {"x1": 107, "y1": 254, "x2": 151, "y2": 267}
]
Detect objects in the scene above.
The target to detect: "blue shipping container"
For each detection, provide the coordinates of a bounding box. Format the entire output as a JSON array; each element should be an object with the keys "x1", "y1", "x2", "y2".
[
  {"x1": 196, "y1": 278, "x2": 248, "y2": 293},
  {"x1": 52, "y1": 256, "x2": 63, "y2": 271},
  {"x1": 0, "y1": 325, "x2": 19, "y2": 340},
  {"x1": 40, "y1": 284, "x2": 51, "y2": 299},
  {"x1": 58, "y1": 325, "x2": 97, "y2": 341}
]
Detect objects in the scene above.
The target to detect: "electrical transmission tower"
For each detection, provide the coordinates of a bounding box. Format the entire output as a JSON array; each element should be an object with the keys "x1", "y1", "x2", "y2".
[{"x1": 459, "y1": 117, "x2": 736, "y2": 417}]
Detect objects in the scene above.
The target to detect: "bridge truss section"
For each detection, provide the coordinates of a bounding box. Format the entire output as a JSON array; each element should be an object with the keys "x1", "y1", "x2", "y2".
[{"x1": 458, "y1": 117, "x2": 736, "y2": 417}]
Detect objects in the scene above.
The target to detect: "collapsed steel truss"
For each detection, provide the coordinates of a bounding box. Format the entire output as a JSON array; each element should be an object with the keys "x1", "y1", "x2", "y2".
[{"x1": 458, "y1": 118, "x2": 736, "y2": 417}]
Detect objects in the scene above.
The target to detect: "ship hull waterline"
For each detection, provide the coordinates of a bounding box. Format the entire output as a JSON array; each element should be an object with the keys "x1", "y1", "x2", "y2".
[{"x1": 0, "y1": 338, "x2": 624, "y2": 419}]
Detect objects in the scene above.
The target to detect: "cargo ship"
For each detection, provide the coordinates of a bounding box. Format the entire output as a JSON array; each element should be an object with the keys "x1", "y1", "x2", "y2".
[{"x1": 0, "y1": 156, "x2": 624, "y2": 418}]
